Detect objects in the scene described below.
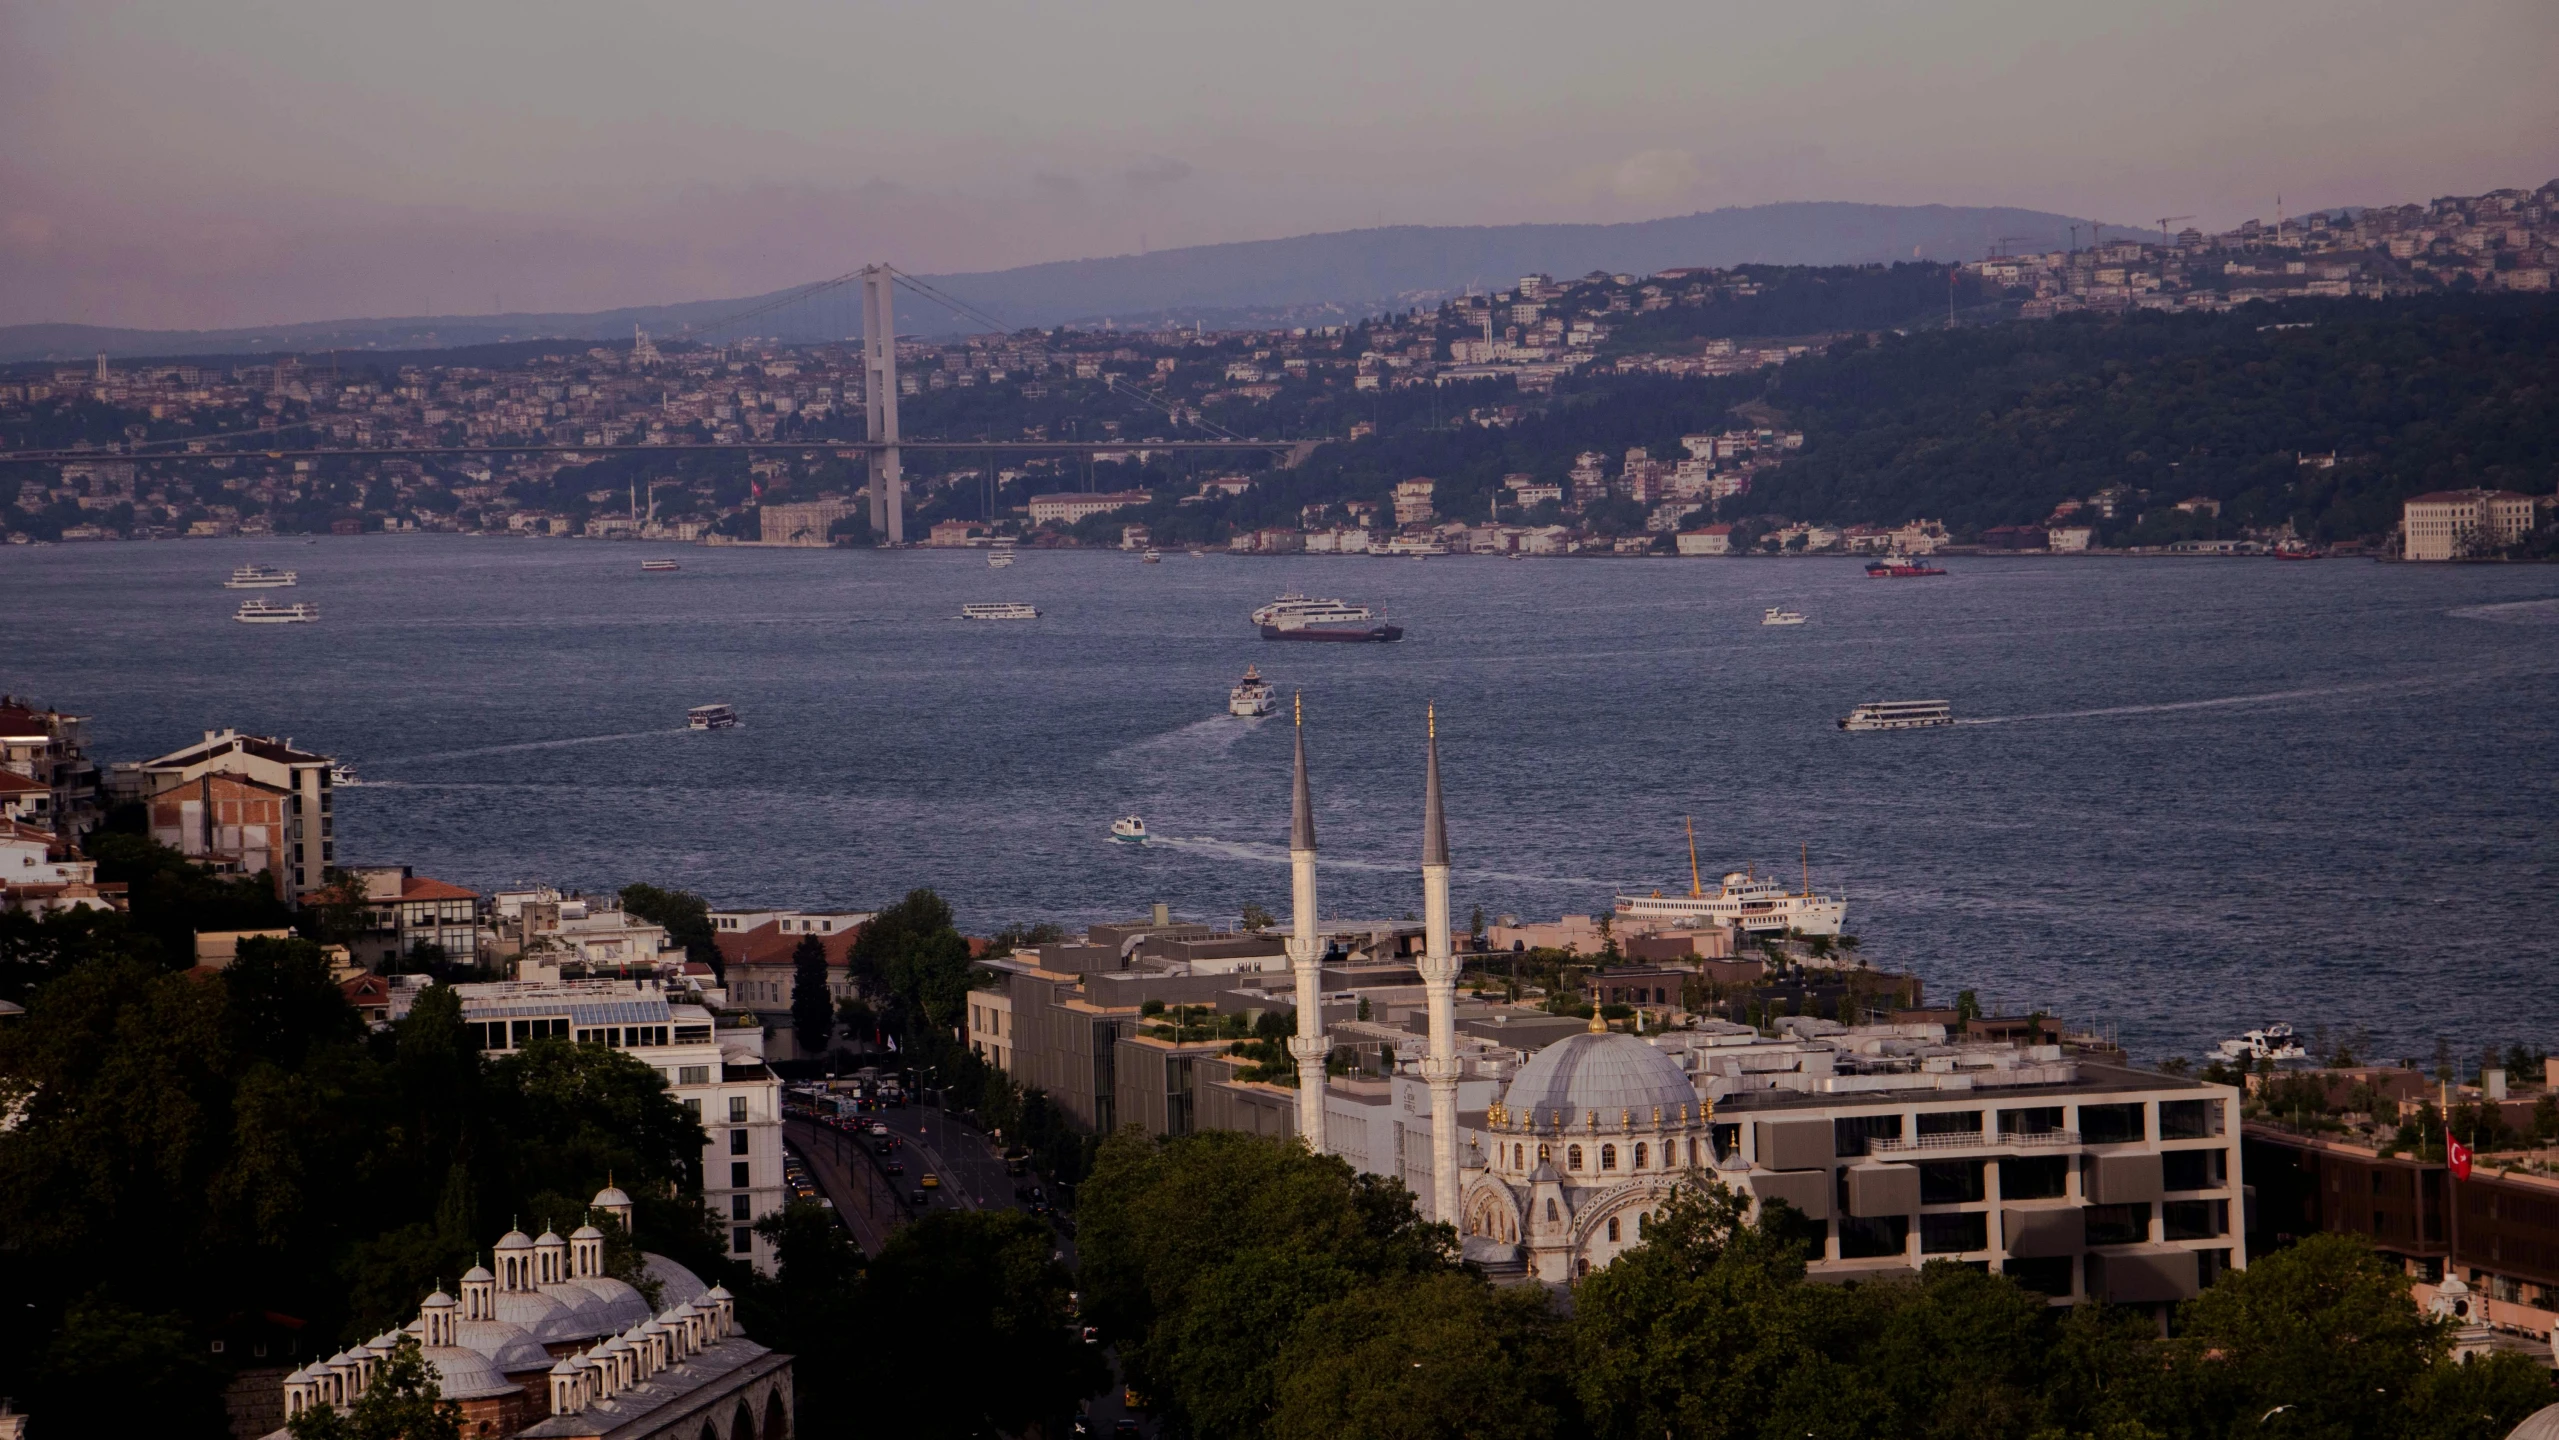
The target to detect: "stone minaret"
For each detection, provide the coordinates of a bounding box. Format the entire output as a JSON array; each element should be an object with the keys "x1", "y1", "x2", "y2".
[
  {"x1": 1416, "y1": 704, "x2": 1463, "y2": 1226},
  {"x1": 1286, "y1": 694, "x2": 1329, "y2": 1152}
]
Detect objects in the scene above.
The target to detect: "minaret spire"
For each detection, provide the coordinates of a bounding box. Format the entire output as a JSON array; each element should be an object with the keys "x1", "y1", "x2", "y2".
[
  {"x1": 1286, "y1": 693, "x2": 1329, "y2": 1153},
  {"x1": 1416, "y1": 703, "x2": 1463, "y2": 1229}
]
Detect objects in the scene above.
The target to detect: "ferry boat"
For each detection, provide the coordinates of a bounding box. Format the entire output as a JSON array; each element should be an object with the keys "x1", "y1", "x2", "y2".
[
  {"x1": 2214, "y1": 1023, "x2": 2310, "y2": 1064},
  {"x1": 1141, "y1": 549, "x2": 1162, "y2": 564},
  {"x1": 1251, "y1": 594, "x2": 1403, "y2": 643},
  {"x1": 225, "y1": 564, "x2": 298, "y2": 589},
  {"x1": 1613, "y1": 823, "x2": 1847, "y2": 936},
  {"x1": 961, "y1": 602, "x2": 1041, "y2": 621},
  {"x1": 234, "y1": 599, "x2": 319, "y2": 624},
  {"x1": 1761, "y1": 606, "x2": 1807, "y2": 626},
  {"x1": 1375, "y1": 537, "x2": 1447, "y2": 558},
  {"x1": 687, "y1": 703, "x2": 742, "y2": 731},
  {"x1": 1865, "y1": 555, "x2": 1948, "y2": 578},
  {"x1": 1838, "y1": 699, "x2": 1954, "y2": 731},
  {"x1": 1228, "y1": 665, "x2": 1276, "y2": 717},
  {"x1": 1111, "y1": 815, "x2": 1148, "y2": 844},
  {"x1": 988, "y1": 545, "x2": 1016, "y2": 569},
  {"x1": 640, "y1": 559, "x2": 681, "y2": 572}
]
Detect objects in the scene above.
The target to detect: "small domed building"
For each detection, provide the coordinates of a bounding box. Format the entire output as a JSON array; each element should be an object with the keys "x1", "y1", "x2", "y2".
[
  {"x1": 1460, "y1": 1012, "x2": 1713, "y2": 1282},
  {"x1": 273, "y1": 1186, "x2": 793, "y2": 1440}
]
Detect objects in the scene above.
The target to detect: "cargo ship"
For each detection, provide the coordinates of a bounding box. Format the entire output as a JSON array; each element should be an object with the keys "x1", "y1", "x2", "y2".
[{"x1": 1251, "y1": 594, "x2": 1403, "y2": 643}]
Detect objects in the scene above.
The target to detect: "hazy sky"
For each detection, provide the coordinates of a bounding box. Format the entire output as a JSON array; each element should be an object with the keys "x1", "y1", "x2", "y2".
[{"x1": 4, "y1": 0, "x2": 2552, "y2": 331}]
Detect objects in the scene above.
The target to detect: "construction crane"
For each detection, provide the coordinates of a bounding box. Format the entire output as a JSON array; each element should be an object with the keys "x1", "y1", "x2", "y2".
[
  {"x1": 2156, "y1": 214, "x2": 2195, "y2": 247},
  {"x1": 1989, "y1": 234, "x2": 2032, "y2": 260}
]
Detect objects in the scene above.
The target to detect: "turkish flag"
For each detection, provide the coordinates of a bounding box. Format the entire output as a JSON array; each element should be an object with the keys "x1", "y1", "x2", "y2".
[{"x1": 2449, "y1": 1132, "x2": 2475, "y2": 1181}]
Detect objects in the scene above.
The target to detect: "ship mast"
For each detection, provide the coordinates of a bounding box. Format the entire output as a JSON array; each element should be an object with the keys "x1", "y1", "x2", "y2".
[{"x1": 1686, "y1": 817, "x2": 1702, "y2": 899}]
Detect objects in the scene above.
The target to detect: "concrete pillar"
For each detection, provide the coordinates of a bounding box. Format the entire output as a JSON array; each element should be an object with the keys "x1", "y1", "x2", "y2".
[{"x1": 861, "y1": 266, "x2": 904, "y2": 544}]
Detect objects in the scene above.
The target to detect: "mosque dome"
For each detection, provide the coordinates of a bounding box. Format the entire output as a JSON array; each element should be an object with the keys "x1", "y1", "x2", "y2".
[
  {"x1": 571, "y1": 1224, "x2": 606, "y2": 1242},
  {"x1": 644, "y1": 1254, "x2": 710, "y2": 1309},
  {"x1": 563, "y1": 1275, "x2": 651, "y2": 1332},
  {"x1": 455, "y1": 1316, "x2": 556, "y2": 1374},
  {"x1": 2508, "y1": 1405, "x2": 2559, "y2": 1440},
  {"x1": 495, "y1": 1286, "x2": 586, "y2": 1343},
  {"x1": 419, "y1": 1344, "x2": 519, "y2": 1401},
  {"x1": 1501, "y1": 1030, "x2": 1699, "y2": 1124},
  {"x1": 493, "y1": 1229, "x2": 534, "y2": 1254},
  {"x1": 591, "y1": 1185, "x2": 633, "y2": 1211}
]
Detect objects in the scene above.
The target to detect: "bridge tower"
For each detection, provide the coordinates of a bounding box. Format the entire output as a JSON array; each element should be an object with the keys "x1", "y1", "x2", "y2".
[{"x1": 860, "y1": 265, "x2": 905, "y2": 544}]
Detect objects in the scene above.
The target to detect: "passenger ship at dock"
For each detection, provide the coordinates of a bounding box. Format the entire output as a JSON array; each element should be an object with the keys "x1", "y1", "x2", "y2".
[{"x1": 1612, "y1": 823, "x2": 1847, "y2": 936}]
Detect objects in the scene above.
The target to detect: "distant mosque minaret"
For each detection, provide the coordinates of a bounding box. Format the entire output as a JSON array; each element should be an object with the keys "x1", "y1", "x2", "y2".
[{"x1": 1286, "y1": 692, "x2": 1330, "y2": 1151}]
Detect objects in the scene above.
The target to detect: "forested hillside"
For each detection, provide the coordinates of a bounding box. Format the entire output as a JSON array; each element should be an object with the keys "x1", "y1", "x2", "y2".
[{"x1": 1748, "y1": 295, "x2": 2559, "y2": 539}]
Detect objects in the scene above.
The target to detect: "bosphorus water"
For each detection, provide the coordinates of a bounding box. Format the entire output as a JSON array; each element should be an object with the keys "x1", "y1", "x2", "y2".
[{"x1": 9, "y1": 537, "x2": 2555, "y2": 1063}]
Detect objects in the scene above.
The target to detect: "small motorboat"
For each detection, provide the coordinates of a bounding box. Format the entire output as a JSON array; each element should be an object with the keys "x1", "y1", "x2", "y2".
[
  {"x1": 1761, "y1": 606, "x2": 1807, "y2": 626},
  {"x1": 1111, "y1": 816, "x2": 1148, "y2": 844}
]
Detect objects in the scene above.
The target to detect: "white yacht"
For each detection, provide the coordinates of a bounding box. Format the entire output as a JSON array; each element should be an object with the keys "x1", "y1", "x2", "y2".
[
  {"x1": 328, "y1": 762, "x2": 361, "y2": 786},
  {"x1": 1613, "y1": 824, "x2": 1846, "y2": 936},
  {"x1": 1228, "y1": 664, "x2": 1276, "y2": 717},
  {"x1": 1111, "y1": 815, "x2": 1148, "y2": 844},
  {"x1": 962, "y1": 602, "x2": 1041, "y2": 621},
  {"x1": 1761, "y1": 606, "x2": 1807, "y2": 626},
  {"x1": 233, "y1": 599, "x2": 319, "y2": 624},
  {"x1": 2214, "y1": 1024, "x2": 2310, "y2": 1064},
  {"x1": 1838, "y1": 699, "x2": 1954, "y2": 731},
  {"x1": 225, "y1": 564, "x2": 298, "y2": 589},
  {"x1": 687, "y1": 703, "x2": 741, "y2": 731},
  {"x1": 987, "y1": 546, "x2": 1015, "y2": 569}
]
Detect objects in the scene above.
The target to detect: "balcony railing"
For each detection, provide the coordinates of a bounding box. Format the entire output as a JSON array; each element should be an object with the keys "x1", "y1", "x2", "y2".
[{"x1": 1868, "y1": 1129, "x2": 2080, "y2": 1154}]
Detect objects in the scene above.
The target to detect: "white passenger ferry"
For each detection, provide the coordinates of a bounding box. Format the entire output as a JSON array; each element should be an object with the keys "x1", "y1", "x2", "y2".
[
  {"x1": 1838, "y1": 699, "x2": 1954, "y2": 731},
  {"x1": 640, "y1": 558, "x2": 681, "y2": 572},
  {"x1": 987, "y1": 544, "x2": 1015, "y2": 569},
  {"x1": 225, "y1": 564, "x2": 298, "y2": 589},
  {"x1": 1228, "y1": 664, "x2": 1276, "y2": 717},
  {"x1": 234, "y1": 599, "x2": 319, "y2": 623},
  {"x1": 1761, "y1": 606, "x2": 1807, "y2": 626},
  {"x1": 1612, "y1": 824, "x2": 1847, "y2": 936},
  {"x1": 962, "y1": 602, "x2": 1041, "y2": 621},
  {"x1": 687, "y1": 703, "x2": 741, "y2": 730}
]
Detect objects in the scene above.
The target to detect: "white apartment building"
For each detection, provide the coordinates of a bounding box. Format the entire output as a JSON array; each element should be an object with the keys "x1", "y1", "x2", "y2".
[
  {"x1": 1027, "y1": 489, "x2": 1152, "y2": 526},
  {"x1": 441, "y1": 977, "x2": 786, "y2": 1275},
  {"x1": 2402, "y1": 489, "x2": 2539, "y2": 561}
]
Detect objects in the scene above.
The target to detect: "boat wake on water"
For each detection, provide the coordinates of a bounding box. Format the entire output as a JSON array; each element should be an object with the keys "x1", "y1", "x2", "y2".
[
  {"x1": 1957, "y1": 669, "x2": 2550, "y2": 726},
  {"x1": 2449, "y1": 598, "x2": 2559, "y2": 626},
  {"x1": 1103, "y1": 716, "x2": 1260, "y2": 764},
  {"x1": 373, "y1": 727, "x2": 693, "y2": 766},
  {"x1": 1143, "y1": 833, "x2": 1598, "y2": 888}
]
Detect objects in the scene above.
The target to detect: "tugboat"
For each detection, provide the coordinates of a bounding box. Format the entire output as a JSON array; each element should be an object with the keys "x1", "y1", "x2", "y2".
[
  {"x1": 1864, "y1": 554, "x2": 1948, "y2": 578},
  {"x1": 1111, "y1": 815, "x2": 1148, "y2": 844},
  {"x1": 1228, "y1": 665, "x2": 1277, "y2": 717}
]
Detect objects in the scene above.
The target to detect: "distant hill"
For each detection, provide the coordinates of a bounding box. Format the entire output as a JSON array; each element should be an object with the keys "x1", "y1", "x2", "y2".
[{"x1": 0, "y1": 201, "x2": 2137, "y2": 364}]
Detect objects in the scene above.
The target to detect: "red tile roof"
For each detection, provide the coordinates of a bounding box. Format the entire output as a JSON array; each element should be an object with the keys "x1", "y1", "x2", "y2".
[
  {"x1": 0, "y1": 771, "x2": 46, "y2": 794},
  {"x1": 398, "y1": 876, "x2": 478, "y2": 902},
  {"x1": 716, "y1": 920, "x2": 860, "y2": 969}
]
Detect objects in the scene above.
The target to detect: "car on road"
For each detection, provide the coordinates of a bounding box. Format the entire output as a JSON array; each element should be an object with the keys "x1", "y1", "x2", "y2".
[
  {"x1": 908, "y1": 1188, "x2": 928, "y2": 1205},
  {"x1": 920, "y1": 1173, "x2": 940, "y2": 1189},
  {"x1": 1113, "y1": 1419, "x2": 1142, "y2": 1437},
  {"x1": 884, "y1": 1160, "x2": 904, "y2": 1176},
  {"x1": 868, "y1": 1122, "x2": 889, "y2": 1137}
]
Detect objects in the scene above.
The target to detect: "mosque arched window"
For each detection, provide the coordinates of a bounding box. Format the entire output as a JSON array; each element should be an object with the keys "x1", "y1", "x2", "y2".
[
  {"x1": 1600, "y1": 1144, "x2": 1617, "y2": 1170},
  {"x1": 1607, "y1": 1216, "x2": 1620, "y2": 1241},
  {"x1": 1567, "y1": 1145, "x2": 1584, "y2": 1171},
  {"x1": 1633, "y1": 1142, "x2": 1648, "y2": 1168},
  {"x1": 1545, "y1": 1198, "x2": 1559, "y2": 1222},
  {"x1": 1636, "y1": 1210, "x2": 1647, "y2": 1235}
]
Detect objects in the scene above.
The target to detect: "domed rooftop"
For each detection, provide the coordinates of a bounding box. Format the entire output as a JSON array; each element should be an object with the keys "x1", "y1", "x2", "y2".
[
  {"x1": 493, "y1": 1229, "x2": 534, "y2": 1252},
  {"x1": 2508, "y1": 1404, "x2": 2559, "y2": 1440},
  {"x1": 644, "y1": 1253, "x2": 710, "y2": 1309},
  {"x1": 592, "y1": 1185, "x2": 633, "y2": 1210},
  {"x1": 1501, "y1": 1029, "x2": 1699, "y2": 1124},
  {"x1": 419, "y1": 1344, "x2": 519, "y2": 1401},
  {"x1": 455, "y1": 1317, "x2": 555, "y2": 1374},
  {"x1": 495, "y1": 1287, "x2": 588, "y2": 1343},
  {"x1": 554, "y1": 1275, "x2": 650, "y2": 1332}
]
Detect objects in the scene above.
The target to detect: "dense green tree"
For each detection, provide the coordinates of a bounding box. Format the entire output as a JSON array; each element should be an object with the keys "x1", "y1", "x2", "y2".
[
  {"x1": 790, "y1": 934, "x2": 833, "y2": 1055},
  {"x1": 1078, "y1": 1127, "x2": 1457, "y2": 1439},
  {"x1": 81, "y1": 830, "x2": 295, "y2": 963},
  {"x1": 849, "y1": 888, "x2": 975, "y2": 1040},
  {"x1": 620, "y1": 882, "x2": 723, "y2": 975},
  {"x1": 857, "y1": 1209, "x2": 1105, "y2": 1440},
  {"x1": 1270, "y1": 1271, "x2": 1574, "y2": 1440}
]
